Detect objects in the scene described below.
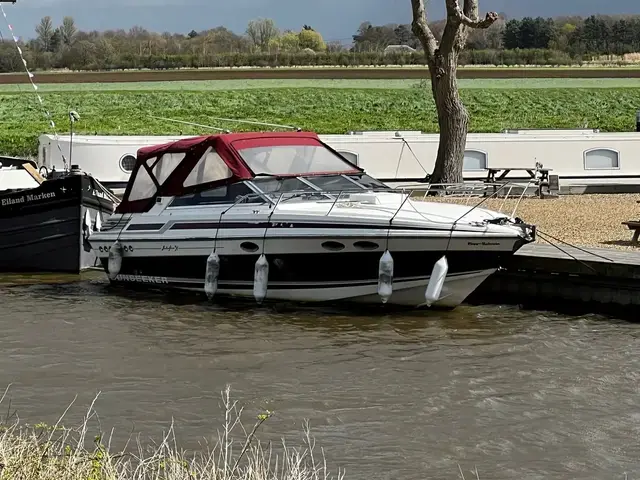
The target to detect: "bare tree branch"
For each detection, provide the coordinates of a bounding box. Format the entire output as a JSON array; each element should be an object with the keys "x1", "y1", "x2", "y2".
[
  {"x1": 410, "y1": 0, "x2": 438, "y2": 59},
  {"x1": 447, "y1": 0, "x2": 498, "y2": 29}
]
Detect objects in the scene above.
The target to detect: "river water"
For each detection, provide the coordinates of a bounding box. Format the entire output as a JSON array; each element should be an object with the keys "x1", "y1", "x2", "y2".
[{"x1": 0, "y1": 273, "x2": 639, "y2": 480}]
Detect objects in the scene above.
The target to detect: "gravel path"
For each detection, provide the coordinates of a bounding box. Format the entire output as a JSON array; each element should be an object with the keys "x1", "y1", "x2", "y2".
[{"x1": 428, "y1": 194, "x2": 640, "y2": 251}]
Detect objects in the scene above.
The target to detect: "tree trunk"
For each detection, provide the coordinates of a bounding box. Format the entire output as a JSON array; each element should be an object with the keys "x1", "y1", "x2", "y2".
[{"x1": 428, "y1": 53, "x2": 469, "y2": 187}]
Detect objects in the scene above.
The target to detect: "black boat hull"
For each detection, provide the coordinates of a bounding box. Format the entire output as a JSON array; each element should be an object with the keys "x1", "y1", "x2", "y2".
[{"x1": 0, "y1": 173, "x2": 117, "y2": 273}]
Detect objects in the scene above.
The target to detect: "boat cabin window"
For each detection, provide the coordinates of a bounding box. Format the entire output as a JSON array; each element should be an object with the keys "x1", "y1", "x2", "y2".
[
  {"x1": 127, "y1": 153, "x2": 185, "y2": 202},
  {"x1": 235, "y1": 144, "x2": 355, "y2": 176},
  {"x1": 184, "y1": 146, "x2": 233, "y2": 187},
  {"x1": 151, "y1": 152, "x2": 185, "y2": 183},
  {"x1": 584, "y1": 148, "x2": 620, "y2": 170},
  {"x1": 169, "y1": 181, "x2": 262, "y2": 207},
  {"x1": 128, "y1": 164, "x2": 158, "y2": 201}
]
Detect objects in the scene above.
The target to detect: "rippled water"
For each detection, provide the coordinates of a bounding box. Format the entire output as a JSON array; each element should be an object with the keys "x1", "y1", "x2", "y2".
[{"x1": 0, "y1": 273, "x2": 639, "y2": 480}]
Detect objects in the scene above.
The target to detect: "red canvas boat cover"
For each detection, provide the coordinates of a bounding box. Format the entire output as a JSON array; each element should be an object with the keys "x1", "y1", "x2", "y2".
[{"x1": 116, "y1": 131, "x2": 362, "y2": 214}]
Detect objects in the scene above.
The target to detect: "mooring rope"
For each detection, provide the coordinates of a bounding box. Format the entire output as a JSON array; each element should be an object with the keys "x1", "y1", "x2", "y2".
[{"x1": 0, "y1": 4, "x2": 69, "y2": 171}]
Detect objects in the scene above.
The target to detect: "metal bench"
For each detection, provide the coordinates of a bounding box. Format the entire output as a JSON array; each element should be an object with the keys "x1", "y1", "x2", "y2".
[{"x1": 622, "y1": 221, "x2": 640, "y2": 245}]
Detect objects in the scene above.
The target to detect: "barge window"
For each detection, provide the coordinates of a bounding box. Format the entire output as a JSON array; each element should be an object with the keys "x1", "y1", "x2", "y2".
[
  {"x1": 184, "y1": 146, "x2": 233, "y2": 187},
  {"x1": 119, "y1": 154, "x2": 137, "y2": 173},
  {"x1": 463, "y1": 150, "x2": 487, "y2": 171},
  {"x1": 169, "y1": 182, "x2": 263, "y2": 207},
  {"x1": 584, "y1": 148, "x2": 620, "y2": 170},
  {"x1": 337, "y1": 150, "x2": 359, "y2": 166}
]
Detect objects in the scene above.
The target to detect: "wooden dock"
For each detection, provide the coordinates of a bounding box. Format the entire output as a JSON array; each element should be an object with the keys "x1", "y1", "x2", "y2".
[{"x1": 470, "y1": 243, "x2": 640, "y2": 314}]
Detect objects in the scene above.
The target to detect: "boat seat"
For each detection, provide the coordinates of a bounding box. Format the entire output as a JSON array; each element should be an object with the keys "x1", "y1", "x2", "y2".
[{"x1": 621, "y1": 221, "x2": 640, "y2": 245}]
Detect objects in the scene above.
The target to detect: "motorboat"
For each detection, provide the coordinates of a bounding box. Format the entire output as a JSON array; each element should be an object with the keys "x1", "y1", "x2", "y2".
[
  {"x1": 0, "y1": 157, "x2": 119, "y2": 273},
  {"x1": 88, "y1": 131, "x2": 536, "y2": 308}
]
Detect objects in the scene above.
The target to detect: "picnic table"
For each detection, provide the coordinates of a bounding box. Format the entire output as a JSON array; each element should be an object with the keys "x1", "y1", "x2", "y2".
[
  {"x1": 622, "y1": 221, "x2": 640, "y2": 245},
  {"x1": 484, "y1": 164, "x2": 554, "y2": 199}
]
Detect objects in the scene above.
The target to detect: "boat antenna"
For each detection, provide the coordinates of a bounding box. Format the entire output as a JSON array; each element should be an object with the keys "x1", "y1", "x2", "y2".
[
  {"x1": 0, "y1": 1, "x2": 70, "y2": 172},
  {"x1": 149, "y1": 116, "x2": 232, "y2": 133},
  {"x1": 69, "y1": 110, "x2": 80, "y2": 166},
  {"x1": 207, "y1": 116, "x2": 302, "y2": 132}
]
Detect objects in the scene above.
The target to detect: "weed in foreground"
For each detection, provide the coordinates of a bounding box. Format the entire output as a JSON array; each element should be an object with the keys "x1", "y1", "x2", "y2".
[{"x1": 0, "y1": 384, "x2": 345, "y2": 480}]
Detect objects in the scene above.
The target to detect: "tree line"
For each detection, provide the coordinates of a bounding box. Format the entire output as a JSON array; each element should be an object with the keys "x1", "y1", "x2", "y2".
[{"x1": 0, "y1": 14, "x2": 640, "y2": 73}]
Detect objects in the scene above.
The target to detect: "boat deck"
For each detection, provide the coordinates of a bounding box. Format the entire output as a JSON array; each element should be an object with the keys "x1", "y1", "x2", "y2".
[
  {"x1": 515, "y1": 243, "x2": 640, "y2": 270},
  {"x1": 471, "y1": 243, "x2": 640, "y2": 312}
]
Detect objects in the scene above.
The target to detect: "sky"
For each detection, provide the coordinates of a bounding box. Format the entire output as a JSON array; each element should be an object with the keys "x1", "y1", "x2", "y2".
[{"x1": 2, "y1": 0, "x2": 640, "y2": 43}]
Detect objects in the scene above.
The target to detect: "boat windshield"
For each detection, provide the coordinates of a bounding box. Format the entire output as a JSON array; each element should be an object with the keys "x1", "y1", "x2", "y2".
[
  {"x1": 234, "y1": 143, "x2": 357, "y2": 176},
  {"x1": 167, "y1": 174, "x2": 390, "y2": 208},
  {"x1": 251, "y1": 173, "x2": 389, "y2": 201}
]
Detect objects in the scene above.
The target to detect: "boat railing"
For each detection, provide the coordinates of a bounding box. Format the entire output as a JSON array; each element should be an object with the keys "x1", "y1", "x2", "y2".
[{"x1": 243, "y1": 179, "x2": 535, "y2": 226}]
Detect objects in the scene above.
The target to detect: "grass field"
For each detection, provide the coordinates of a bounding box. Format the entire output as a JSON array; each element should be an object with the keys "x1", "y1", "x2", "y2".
[{"x1": 2, "y1": 79, "x2": 640, "y2": 158}]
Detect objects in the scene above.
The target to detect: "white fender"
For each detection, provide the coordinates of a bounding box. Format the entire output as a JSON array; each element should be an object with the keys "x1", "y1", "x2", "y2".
[
  {"x1": 83, "y1": 210, "x2": 93, "y2": 239},
  {"x1": 204, "y1": 251, "x2": 221, "y2": 300},
  {"x1": 425, "y1": 256, "x2": 448, "y2": 307},
  {"x1": 107, "y1": 241, "x2": 123, "y2": 280},
  {"x1": 377, "y1": 250, "x2": 394, "y2": 303},
  {"x1": 253, "y1": 254, "x2": 269, "y2": 304}
]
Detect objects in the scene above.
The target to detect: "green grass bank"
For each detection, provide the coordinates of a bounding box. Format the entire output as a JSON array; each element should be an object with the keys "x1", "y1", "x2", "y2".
[{"x1": 2, "y1": 82, "x2": 640, "y2": 158}]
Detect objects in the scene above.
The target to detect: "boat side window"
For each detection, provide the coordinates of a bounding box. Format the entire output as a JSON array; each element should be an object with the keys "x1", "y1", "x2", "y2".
[
  {"x1": 236, "y1": 144, "x2": 355, "y2": 175},
  {"x1": 128, "y1": 162, "x2": 158, "y2": 201},
  {"x1": 149, "y1": 152, "x2": 185, "y2": 183},
  {"x1": 127, "y1": 153, "x2": 186, "y2": 202},
  {"x1": 184, "y1": 146, "x2": 233, "y2": 187},
  {"x1": 583, "y1": 148, "x2": 620, "y2": 170},
  {"x1": 169, "y1": 182, "x2": 263, "y2": 207}
]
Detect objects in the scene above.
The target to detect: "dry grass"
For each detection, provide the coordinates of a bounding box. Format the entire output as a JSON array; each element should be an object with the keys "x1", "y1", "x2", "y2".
[
  {"x1": 0, "y1": 385, "x2": 344, "y2": 480},
  {"x1": 427, "y1": 193, "x2": 640, "y2": 251}
]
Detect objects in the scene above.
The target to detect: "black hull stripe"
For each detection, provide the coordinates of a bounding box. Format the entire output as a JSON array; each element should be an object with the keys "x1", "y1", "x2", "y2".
[{"x1": 111, "y1": 271, "x2": 484, "y2": 290}]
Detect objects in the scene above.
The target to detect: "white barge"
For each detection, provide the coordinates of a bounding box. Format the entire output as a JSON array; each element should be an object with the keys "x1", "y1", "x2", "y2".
[{"x1": 36, "y1": 128, "x2": 640, "y2": 195}]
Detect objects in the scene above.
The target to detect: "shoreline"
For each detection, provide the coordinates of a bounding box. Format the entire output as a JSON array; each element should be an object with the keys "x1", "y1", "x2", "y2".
[{"x1": 3, "y1": 66, "x2": 640, "y2": 84}]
